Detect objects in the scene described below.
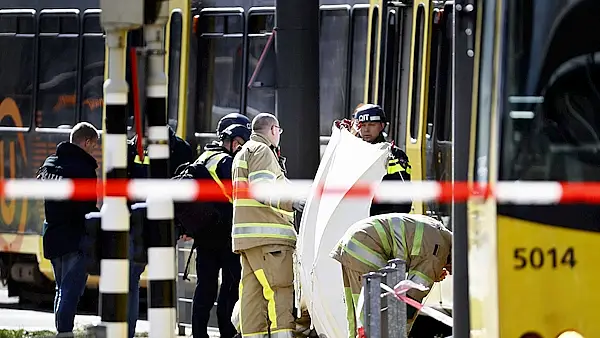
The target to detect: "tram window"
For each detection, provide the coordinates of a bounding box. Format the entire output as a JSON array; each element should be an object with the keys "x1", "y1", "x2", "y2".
[
  {"x1": 409, "y1": 5, "x2": 425, "y2": 141},
  {"x1": 349, "y1": 7, "x2": 368, "y2": 115},
  {"x1": 195, "y1": 13, "x2": 244, "y2": 133},
  {"x1": 320, "y1": 9, "x2": 350, "y2": 135},
  {"x1": 80, "y1": 13, "x2": 104, "y2": 129},
  {"x1": 0, "y1": 12, "x2": 35, "y2": 128},
  {"x1": 436, "y1": 9, "x2": 452, "y2": 142},
  {"x1": 426, "y1": 9, "x2": 441, "y2": 140},
  {"x1": 167, "y1": 11, "x2": 183, "y2": 131},
  {"x1": 36, "y1": 13, "x2": 80, "y2": 128},
  {"x1": 368, "y1": 6, "x2": 379, "y2": 103},
  {"x1": 246, "y1": 13, "x2": 276, "y2": 120},
  {"x1": 382, "y1": 8, "x2": 400, "y2": 137}
]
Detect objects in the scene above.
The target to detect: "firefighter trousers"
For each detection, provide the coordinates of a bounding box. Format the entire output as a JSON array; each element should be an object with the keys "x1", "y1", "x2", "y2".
[
  {"x1": 341, "y1": 265, "x2": 419, "y2": 338},
  {"x1": 239, "y1": 244, "x2": 295, "y2": 338},
  {"x1": 341, "y1": 266, "x2": 367, "y2": 338}
]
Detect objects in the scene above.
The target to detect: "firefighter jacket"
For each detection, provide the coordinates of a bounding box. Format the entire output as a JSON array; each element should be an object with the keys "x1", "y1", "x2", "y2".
[
  {"x1": 194, "y1": 143, "x2": 235, "y2": 249},
  {"x1": 330, "y1": 213, "x2": 452, "y2": 302},
  {"x1": 231, "y1": 133, "x2": 295, "y2": 252},
  {"x1": 370, "y1": 134, "x2": 412, "y2": 215}
]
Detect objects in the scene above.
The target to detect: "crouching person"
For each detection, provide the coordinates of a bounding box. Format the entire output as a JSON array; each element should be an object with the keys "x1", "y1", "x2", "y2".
[{"x1": 330, "y1": 213, "x2": 452, "y2": 338}]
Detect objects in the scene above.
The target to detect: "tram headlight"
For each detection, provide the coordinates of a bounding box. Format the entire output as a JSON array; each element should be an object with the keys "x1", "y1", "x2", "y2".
[{"x1": 557, "y1": 331, "x2": 583, "y2": 338}]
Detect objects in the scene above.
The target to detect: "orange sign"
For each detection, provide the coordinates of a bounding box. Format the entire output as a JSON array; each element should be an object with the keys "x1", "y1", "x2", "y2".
[{"x1": 0, "y1": 98, "x2": 29, "y2": 252}]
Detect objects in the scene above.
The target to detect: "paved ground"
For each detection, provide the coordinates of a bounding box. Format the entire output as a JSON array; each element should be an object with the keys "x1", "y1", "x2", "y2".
[{"x1": 0, "y1": 286, "x2": 219, "y2": 337}]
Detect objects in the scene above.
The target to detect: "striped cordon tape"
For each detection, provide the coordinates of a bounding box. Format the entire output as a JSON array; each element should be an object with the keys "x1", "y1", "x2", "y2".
[{"x1": 1, "y1": 179, "x2": 599, "y2": 204}]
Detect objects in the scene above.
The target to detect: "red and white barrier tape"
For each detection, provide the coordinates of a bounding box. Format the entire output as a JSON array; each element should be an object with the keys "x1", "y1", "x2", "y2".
[{"x1": 1, "y1": 179, "x2": 600, "y2": 204}]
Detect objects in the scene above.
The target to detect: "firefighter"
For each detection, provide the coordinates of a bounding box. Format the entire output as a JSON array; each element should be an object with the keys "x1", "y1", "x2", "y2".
[
  {"x1": 191, "y1": 118, "x2": 251, "y2": 338},
  {"x1": 353, "y1": 104, "x2": 412, "y2": 215},
  {"x1": 330, "y1": 213, "x2": 452, "y2": 338},
  {"x1": 232, "y1": 112, "x2": 304, "y2": 338},
  {"x1": 126, "y1": 123, "x2": 193, "y2": 338}
]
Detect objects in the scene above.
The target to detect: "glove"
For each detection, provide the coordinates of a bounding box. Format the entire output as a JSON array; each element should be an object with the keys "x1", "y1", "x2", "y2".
[{"x1": 292, "y1": 199, "x2": 306, "y2": 213}]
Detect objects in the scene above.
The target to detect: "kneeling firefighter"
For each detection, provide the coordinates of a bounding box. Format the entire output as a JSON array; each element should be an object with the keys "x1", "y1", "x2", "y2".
[
  {"x1": 330, "y1": 213, "x2": 452, "y2": 338},
  {"x1": 178, "y1": 113, "x2": 252, "y2": 338}
]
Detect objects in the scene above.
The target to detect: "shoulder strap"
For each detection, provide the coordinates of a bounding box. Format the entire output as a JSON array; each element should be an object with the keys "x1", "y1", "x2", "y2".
[{"x1": 198, "y1": 151, "x2": 225, "y2": 166}]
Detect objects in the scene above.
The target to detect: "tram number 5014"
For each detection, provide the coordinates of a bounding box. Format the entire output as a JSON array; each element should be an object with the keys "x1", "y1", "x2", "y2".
[{"x1": 513, "y1": 247, "x2": 576, "y2": 270}]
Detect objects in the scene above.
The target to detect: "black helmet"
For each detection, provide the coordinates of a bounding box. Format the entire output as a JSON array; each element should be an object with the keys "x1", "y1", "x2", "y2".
[
  {"x1": 220, "y1": 123, "x2": 251, "y2": 142},
  {"x1": 353, "y1": 104, "x2": 387, "y2": 123},
  {"x1": 216, "y1": 113, "x2": 251, "y2": 137}
]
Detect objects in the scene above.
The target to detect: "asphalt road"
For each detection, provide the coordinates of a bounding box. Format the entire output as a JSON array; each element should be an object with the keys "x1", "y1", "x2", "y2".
[{"x1": 0, "y1": 285, "x2": 219, "y2": 337}]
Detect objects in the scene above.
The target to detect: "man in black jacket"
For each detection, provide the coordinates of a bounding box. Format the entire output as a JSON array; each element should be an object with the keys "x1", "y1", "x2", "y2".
[
  {"x1": 38, "y1": 122, "x2": 99, "y2": 336},
  {"x1": 191, "y1": 117, "x2": 250, "y2": 338},
  {"x1": 126, "y1": 123, "x2": 194, "y2": 338}
]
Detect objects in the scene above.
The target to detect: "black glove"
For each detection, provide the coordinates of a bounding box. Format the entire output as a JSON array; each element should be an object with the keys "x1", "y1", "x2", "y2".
[{"x1": 293, "y1": 199, "x2": 306, "y2": 213}]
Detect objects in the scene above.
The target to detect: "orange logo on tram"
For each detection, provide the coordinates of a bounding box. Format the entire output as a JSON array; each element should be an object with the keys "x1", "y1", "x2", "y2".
[{"x1": 0, "y1": 98, "x2": 29, "y2": 238}]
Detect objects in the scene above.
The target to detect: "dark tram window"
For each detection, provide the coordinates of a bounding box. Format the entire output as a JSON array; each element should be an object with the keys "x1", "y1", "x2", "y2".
[
  {"x1": 382, "y1": 8, "x2": 401, "y2": 139},
  {"x1": 195, "y1": 11, "x2": 244, "y2": 133},
  {"x1": 80, "y1": 11, "x2": 104, "y2": 130},
  {"x1": 0, "y1": 11, "x2": 35, "y2": 128},
  {"x1": 36, "y1": 11, "x2": 80, "y2": 128},
  {"x1": 409, "y1": 5, "x2": 425, "y2": 141},
  {"x1": 167, "y1": 11, "x2": 183, "y2": 131},
  {"x1": 349, "y1": 6, "x2": 369, "y2": 115},
  {"x1": 368, "y1": 6, "x2": 379, "y2": 103},
  {"x1": 246, "y1": 11, "x2": 276, "y2": 121},
  {"x1": 435, "y1": 8, "x2": 452, "y2": 142},
  {"x1": 320, "y1": 8, "x2": 350, "y2": 135}
]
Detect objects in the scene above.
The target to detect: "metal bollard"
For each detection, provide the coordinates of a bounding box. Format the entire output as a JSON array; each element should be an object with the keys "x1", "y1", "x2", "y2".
[
  {"x1": 363, "y1": 272, "x2": 383, "y2": 338},
  {"x1": 85, "y1": 324, "x2": 108, "y2": 338},
  {"x1": 386, "y1": 259, "x2": 407, "y2": 338}
]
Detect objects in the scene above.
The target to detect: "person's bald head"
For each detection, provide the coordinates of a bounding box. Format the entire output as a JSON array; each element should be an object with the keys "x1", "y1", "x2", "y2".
[{"x1": 252, "y1": 112, "x2": 282, "y2": 146}]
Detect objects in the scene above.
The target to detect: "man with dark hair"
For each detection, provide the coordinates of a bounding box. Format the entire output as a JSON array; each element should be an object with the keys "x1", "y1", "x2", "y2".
[{"x1": 37, "y1": 122, "x2": 100, "y2": 337}]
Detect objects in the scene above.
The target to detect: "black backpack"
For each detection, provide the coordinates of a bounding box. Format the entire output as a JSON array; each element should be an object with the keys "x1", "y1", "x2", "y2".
[
  {"x1": 172, "y1": 155, "x2": 224, "y2": 239},
  {"x1": 172, "y1": 153, "x2": 226, "y2": 280}
]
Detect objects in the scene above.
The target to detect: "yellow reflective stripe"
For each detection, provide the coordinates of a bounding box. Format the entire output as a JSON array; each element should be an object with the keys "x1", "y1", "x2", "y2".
[
  {"x1": 344, "y1": 287, "x2": 356, "y2": 338},
  {"x1": 234, "y1": 177, "x2": 248, "y2": 183},
  {"x1": 201, "y1": 151, "x2": 233, "y2": 203},
  {"x1": 387, "y1": 164, "x2": 403, "y2": 175},
  {"x1": 235, "y1": 159, "x2": 248, "y2": 169},
  {"x1": 248, "y1": 170, "x2": 277, "y2": 183},
  {"x1": 233, "y1": 223, "x2": 296, "y2": 240},
  {"x1": 237, "y1": 280, "x2": 244, "y2": 332},
  {"x1": 408, "y1": 269, "x2": 433, "y2": 287},
  {"x1": 405, "y1": 165, "x2": 412, "y2": 175},
  {"x1": 233, "y1": 199, "x2": 294, "y2": 217},
  {"x1": 391, "y1": 217, "x2": 406, "y2": 260},
  {"x1": 344, "y1": 238, "x2": 386, "y2": 269},
  {"x1": 254, "y1": 269, "x2": 278, "y2": 329},
  {"x1": 134, "y1": 154, "x2": 150, "y2": 165},
  {"x1": 411, "y1": 222, "x2": 424, "y2": 256},
  {"x1": 373, "y1": 219, "x2": 392, "y2": 257}
]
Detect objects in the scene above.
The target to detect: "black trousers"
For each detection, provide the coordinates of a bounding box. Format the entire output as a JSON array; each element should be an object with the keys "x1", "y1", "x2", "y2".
[{"x1": 192, "y1": 246, "x2": 242, "y2": 338}]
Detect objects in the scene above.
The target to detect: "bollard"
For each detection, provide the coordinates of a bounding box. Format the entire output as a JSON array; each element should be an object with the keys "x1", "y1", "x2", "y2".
[
  {"x1": 143, "y1": 1, "x2": 176, "y2": 337},
  {"x1": 85, "y1": 324, "x2": 108, "y2": 338},
  {"x1": 100, "y1": 27, "x2": 133, "y2": 338},
  {"x1": 386, "y1": 259, "x2": 407, "y2": 338},
  {"x1": 363, "y1": 272, "x2": 383, "y2": 338}
]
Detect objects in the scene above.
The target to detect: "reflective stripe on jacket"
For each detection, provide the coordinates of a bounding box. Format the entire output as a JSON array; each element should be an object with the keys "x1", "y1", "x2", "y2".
[
  {"x1": 196, "y1": 150, "x2": 233, "y2": 203},
  {"x1": 232, "y1": 133, "x2": 295, "y2": 252},
  {"x1": 330, "y1": 213, "x2": 452, "y2": 301}
]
